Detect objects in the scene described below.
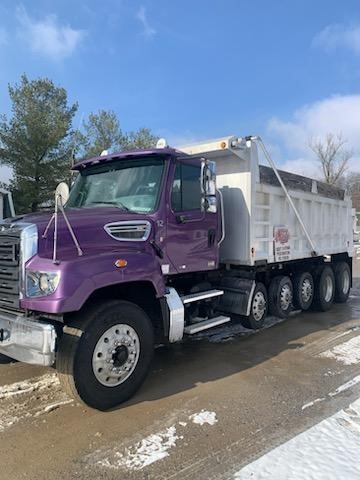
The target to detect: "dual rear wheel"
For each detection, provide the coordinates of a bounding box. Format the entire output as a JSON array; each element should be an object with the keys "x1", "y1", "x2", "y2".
[{"x1": 245, "y1": 261, "x2": 351, "y2": 330}]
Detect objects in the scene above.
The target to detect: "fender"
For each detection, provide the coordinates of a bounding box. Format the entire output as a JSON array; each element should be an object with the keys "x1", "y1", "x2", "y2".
[{"x1": 22, "y1": 250, "x2": 166, "y2": 314}]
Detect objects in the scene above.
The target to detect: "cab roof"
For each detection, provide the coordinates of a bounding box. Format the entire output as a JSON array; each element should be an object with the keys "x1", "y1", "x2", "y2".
[{"x1": 72, "y1": 147, "x2": 187, "y2": 170}]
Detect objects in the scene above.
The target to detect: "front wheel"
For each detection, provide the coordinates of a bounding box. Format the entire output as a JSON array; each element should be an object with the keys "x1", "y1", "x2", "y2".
[{"x1": 57, "y1": 300, "x2": 154, "y2": 410}]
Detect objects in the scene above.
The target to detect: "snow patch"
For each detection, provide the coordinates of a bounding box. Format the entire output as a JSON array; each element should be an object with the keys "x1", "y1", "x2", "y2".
[
  {"x1": 234, "y1": 398, "x2": 360, "y2": 480},
  {"x1": 0, "y1": 373, "x2": 59, "y2": 399},
  {"x1": 189, "y1": 410, "x2": 218, "y2": 426},
  {"x1": 329, "y1": 375, "x2": 360, "y2": 397},
  {"x1": 320, "y1": 336, "x2": 360, "y2": 365},
  {"x1": 0, "y1": 373, "x2": 70, "y2": 432},
  {"x1": 96, "y1": 426, "x2": 181, "y2": 471},
  {"x1": 35, "y1": 399, "x2": 73, "y2": 416},
  {"x1": 302, "y1": 398, "x2": 324, "y2": 411},
  {"x1": 302, "y1": 374, "x2": 360, "y2": 410}
]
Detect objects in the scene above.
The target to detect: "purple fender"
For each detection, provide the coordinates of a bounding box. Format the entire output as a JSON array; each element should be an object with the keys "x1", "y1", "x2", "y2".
[{"x1": 21, "y1": 250, "x2": 165, "y2": 314}]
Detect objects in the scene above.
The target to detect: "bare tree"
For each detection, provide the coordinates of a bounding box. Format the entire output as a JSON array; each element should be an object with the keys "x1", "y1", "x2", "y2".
[
  {"x1": 344, "y1": 171, "x2": 360, "y2": 213},
  {"x1": 309, "y1": 133, "x2": 352, "y2": 185}
]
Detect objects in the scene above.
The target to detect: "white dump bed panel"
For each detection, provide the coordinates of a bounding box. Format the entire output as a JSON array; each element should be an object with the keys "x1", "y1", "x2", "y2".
[{"x1": 252, "y1": 182, "x2": 353, "y2": 265}]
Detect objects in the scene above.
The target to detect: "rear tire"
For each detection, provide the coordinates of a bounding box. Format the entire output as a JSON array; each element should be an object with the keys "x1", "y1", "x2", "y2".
[
  {"x1": 293, "y1": 271, "x2": 314, "y2": 311},
  {"x1": 313, "y1": 265, "x2": 335, "y2": 312},
  {"x1": 268, "y1": 276, "x2": 293, "y2": 318},
  {"x1": 241, "y1": 282, "x2": 268, "y2": 329},
  {"x1": 334, "y1": 262, "x2": 351, "y2": 303},
  {"x1": 57, "y1": 300, "x2": 154, "y2": 411}
]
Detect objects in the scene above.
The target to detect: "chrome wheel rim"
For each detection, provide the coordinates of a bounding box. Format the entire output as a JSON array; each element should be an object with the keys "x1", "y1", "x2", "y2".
[
  {"x1": 280, "y1": 284, "x2": 292, "y2": 311},
  {"x1": 92, "y1": 324, "x2": 140, "y2": 387},
  {"x1": 301, "y1": 278, "x2": 313, "y2": 303},
  {"x1": 342, "y1": 270, "x2": 350, "y2": 294},
  {"x1": 252, "y1": 291, "x2": 266, "y2": 321},
  {"x1": 324, "y1": 275, "x2": 334, "y2": 303}
]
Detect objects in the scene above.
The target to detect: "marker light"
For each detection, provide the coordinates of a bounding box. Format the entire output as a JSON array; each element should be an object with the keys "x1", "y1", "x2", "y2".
[{"x1": 115, "y1": 259, "x2": 128, "y2": 268}]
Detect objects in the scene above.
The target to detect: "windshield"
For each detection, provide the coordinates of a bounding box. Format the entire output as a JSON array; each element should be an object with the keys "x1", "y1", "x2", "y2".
[{"x1": 67, "y1": 157, "x2": 165, "y2": 213}]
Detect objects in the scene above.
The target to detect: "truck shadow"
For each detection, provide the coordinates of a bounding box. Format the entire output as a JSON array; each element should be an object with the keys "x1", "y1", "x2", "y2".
[
  {"x1": 0, "y1": 353, "x2": 15, "y2": 364},
  {"x1": 119, "y1": 280, "x2": 360, "y2": 409}
]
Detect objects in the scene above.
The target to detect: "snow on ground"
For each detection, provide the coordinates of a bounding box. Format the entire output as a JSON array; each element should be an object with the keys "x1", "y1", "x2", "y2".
[
  {"x1": 90, "y1": 410, "x2": 218, "y2": 471},
  {"x1": 319, "y1": 335, "x2": 360, "y2": 365},
  {"x1": 234, "y1": 398, "x2": 360, "y2": 480},
  {"x1": 302, "y1": 374, "x2": 360, "y2": 410},
  {"x1": 0, "y1": 373, "x2": 59, "y2": 399},
  {"x1": 94, "y1": 426, "x2": 182, "y2": 471},
  {"x1": 0, "y1": 373, "x2": 72, "y2": 432},
  {"x1": 189, "y1": 410, "x2": 218, "y2": 426}
]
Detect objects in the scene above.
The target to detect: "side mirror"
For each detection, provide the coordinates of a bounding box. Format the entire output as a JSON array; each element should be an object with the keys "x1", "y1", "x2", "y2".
[
  {"x1": 55, "y1": 182, "x2": 70, "y2": 206},
  {"x1": 200, "y1": 159, "x2": 217, "y2": 213}
]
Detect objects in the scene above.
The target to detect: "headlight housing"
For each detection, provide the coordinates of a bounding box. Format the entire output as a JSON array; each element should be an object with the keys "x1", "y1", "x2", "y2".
[{"x1": 26, "y1": 271, "x2": 60, "y2": 298}]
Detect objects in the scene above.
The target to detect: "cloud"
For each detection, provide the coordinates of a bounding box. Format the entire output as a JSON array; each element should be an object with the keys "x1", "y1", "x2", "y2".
[
  {"x1": 16, "y1": 5, "x2": 85, "y2": 60},
  {"x1": 267, "y1": 94, "x2": 360, "y2": 176},
  {"x1": 136, "y1": 6, "x2": 156, "y2": 37},
  {"x1": 313, "y1": 23, "x2": 360, "y2": 55},
  {"x1": 0, "y1": 27, "x2": 7, "y2": 46}
]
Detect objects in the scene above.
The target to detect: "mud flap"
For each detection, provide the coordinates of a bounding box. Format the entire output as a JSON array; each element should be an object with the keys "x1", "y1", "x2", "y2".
[{"x1": 218, "y1": 277, "x2": 255, "y2": 316}]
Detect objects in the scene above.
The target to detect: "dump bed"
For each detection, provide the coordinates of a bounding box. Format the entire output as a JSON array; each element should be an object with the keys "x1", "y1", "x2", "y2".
[{"x1": 180, "y1": 136, "x2": 353, "y2": 266}]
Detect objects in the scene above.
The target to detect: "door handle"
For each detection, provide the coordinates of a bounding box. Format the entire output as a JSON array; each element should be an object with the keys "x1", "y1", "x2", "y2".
[
  {"x1": 208, "y1": 229, "x2": 216, "y2": 247},
  {"x1": 176, "y1": 215, "x2": 189, "y2": 224}
]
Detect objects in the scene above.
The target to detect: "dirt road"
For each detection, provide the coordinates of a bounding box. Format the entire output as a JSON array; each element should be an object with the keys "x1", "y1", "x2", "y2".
[{"x1": 1, "y1": 264, "x2": 360, "y2": 480}]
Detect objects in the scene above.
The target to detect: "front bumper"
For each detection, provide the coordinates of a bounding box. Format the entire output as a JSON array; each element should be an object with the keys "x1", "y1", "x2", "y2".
[{"x1": 0, "y1": 311, "x2": 56, "y2": 366}]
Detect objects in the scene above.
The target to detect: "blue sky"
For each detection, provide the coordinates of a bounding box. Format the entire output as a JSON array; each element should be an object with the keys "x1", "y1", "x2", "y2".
[{"x1": 1, "y1": 0, "x2": 360, "y2": 182}]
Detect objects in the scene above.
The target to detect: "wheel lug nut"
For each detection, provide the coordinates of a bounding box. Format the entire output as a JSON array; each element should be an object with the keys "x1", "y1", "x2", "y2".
[{"x1": 112, "y1": 349, "x2": 116, "y2": 354}]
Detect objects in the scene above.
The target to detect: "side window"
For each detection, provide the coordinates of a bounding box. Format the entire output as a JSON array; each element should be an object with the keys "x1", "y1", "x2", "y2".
[{"x1": 171, "y1": 163, "x2": 201, "y2": 212}]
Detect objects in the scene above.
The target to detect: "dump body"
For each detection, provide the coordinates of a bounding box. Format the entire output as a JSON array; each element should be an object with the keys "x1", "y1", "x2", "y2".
[{"x1": 181, "y1": 137, "x2": 353, "y2": 266}]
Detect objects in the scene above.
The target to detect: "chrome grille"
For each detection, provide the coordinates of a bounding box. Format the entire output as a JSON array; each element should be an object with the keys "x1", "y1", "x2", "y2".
[{"x1": 0, "y1": 233, "x2": 20, "y2": 309}]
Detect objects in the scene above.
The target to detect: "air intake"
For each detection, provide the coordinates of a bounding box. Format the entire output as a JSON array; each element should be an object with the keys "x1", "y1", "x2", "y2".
[{"x1": 104, "y1": 221, "x2": 151, "y2": 241}]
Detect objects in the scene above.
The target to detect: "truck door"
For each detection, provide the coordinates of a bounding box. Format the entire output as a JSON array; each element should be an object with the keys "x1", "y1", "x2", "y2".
[{"x1": 165, "y1": 160, "x2": 219, "y2": 274}]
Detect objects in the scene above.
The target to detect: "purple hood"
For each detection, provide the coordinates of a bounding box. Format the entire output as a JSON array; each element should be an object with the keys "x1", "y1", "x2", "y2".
[{"x1": 21, "y1": 207, "x2": 153, "y2": 260}]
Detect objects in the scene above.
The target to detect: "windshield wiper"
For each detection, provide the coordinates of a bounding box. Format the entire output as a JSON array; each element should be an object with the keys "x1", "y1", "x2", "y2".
[{"x1": 86, "y1": 201, "x2": 130, "y2": 211}]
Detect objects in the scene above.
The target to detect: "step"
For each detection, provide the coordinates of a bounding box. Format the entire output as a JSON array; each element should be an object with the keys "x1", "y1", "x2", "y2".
[
  {"x1": 181, "y1": 289, "x2": 224, "y2": 305},
  {"x1": 184, "y1": 315, "x2": 230, "y2": 335}
]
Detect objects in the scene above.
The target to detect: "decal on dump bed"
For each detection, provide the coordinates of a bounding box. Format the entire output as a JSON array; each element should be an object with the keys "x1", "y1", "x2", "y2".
[{"x1": 273, "y1": 226, "x2": 291, "y2": 262}]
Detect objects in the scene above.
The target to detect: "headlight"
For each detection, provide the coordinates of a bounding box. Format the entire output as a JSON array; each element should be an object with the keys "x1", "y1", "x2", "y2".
[{"x1": 26, "y1": 271, "x2": 60, "y2": 298}]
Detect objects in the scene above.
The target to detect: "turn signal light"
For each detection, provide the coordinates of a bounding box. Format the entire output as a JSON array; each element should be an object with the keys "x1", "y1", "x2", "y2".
[{"x1": 115, "y1": 259, "x2": 128, "y2": 268}]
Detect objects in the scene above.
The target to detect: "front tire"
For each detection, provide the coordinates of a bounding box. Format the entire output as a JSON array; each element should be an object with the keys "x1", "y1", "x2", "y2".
[{"x1": 57, "y1": 300, "x2": 154, "y2": 410}]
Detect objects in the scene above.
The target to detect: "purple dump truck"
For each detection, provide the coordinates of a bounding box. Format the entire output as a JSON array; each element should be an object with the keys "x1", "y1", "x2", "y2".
[{"x1": 0, "y1": 136, "x2": 353, "y2": 409}]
